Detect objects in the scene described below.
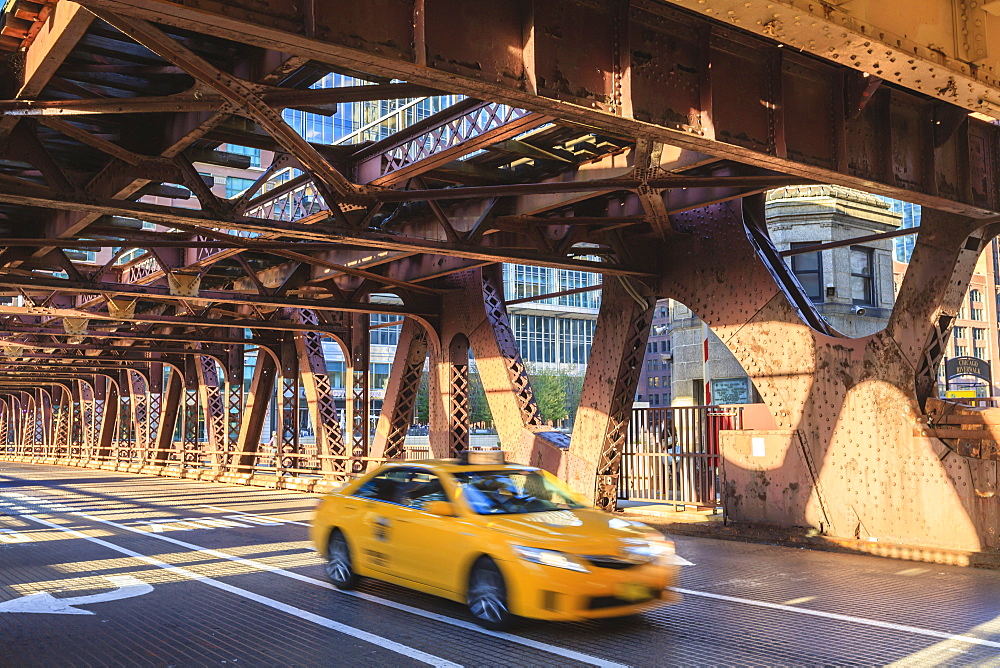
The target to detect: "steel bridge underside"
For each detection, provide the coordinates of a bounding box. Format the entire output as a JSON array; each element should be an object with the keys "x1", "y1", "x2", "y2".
[{"x1": 0, "y1": 0, "x2": 999, "y2": 552}]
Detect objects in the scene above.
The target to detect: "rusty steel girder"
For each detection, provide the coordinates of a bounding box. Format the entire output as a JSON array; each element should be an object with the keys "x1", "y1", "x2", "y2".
[
  {"x1": 651, "y1": 196, "x2": 1000, "y2": 550},
  {"x1": 371, "y1": 319, "x2": 429, "y2": 463},
  {"x1": 76, "y1": 0, "x2": 1000, "y2": 217},
  {"x1": 293, "y1": 309, "x2": 347, "y2": 476}
]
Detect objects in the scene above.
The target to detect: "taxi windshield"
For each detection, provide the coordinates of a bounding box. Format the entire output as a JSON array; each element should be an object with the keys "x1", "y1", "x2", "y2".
[{"x1": 452, "y1": 469, "x2": 584, "y2": 515}]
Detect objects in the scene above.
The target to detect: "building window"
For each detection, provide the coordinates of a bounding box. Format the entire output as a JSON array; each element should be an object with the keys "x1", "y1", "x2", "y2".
[
  {"x1": 975, "y1": 346, "x2": 987, "y2": 360},
  {"x1": 506, "y1": 265, "x2": 551, "y2": 301},
  {"x1": 850, "y1": 246, "x2": 875, "y2": 305},
  {"x1": 225, "y1": 144, "x2": 261, "y2": 168},
  {"x1": 369, "y1": 313, "x2": 402, "y2": 346},
  {"x1": 970, "y1": 289, "x2": 983, "y2": 304},
  {"x1": 647, "y1": 377, "x2": 659, "y2": 388},
  {"x1": 954, "y1": 326, "x2": 968, "y2": 339},
  {"x1": 370, "y1": 362, "x2": 390, "y2": 390},
  {"x1": 556, "y1": 269, "x2": 601, "y2": 308},
  {"x1": 789, "y1": 243, "x2": 823, "y2": 302},
  {"x1": 651, "y1": 394, "x2": 659, "y2": 406},
  {"x1": 973, "y1": 327, "x2": 986, "y2": 341},
  {"x1": 647, "y1": 359, "x2": 658, "y2": 371},
  {"x1": 955, "y1": 345, "x2": 968, "y2": 357},
  {"x1": 326, "y1": 361, "x2": 346, "y2": 388},
  {"x1": 558, "y1": 318, "x2": 595, "y2": 365},
  {"x1": 225, "y1": 176, "x2": 257, "y2": 198},
  {"x1": 660, "y1": 340, "x2": 669, "y2": 352},
  {"x1": 972, "y1": 307, "x2": 985, "y2": 321},
  {"x1": 511, "y1": 314, "x2": 556, "y2": 363},
  {"x1": 662, "y1": 376, "x2": 669, "y2": 387}
]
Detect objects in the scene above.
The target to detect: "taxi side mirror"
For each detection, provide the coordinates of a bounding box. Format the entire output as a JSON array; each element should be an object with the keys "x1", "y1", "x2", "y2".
[{"x1": 424, "y1": 500, "x2": 456, "y2": 517}]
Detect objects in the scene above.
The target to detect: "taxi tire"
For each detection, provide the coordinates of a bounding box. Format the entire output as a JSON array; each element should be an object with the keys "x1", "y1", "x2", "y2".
[
  {"x1": 467, "y1": 557, "x2": 514, "y2": 631},
  {"x1": 326, "y1": 530, "x2": 359, "y2": 590}
]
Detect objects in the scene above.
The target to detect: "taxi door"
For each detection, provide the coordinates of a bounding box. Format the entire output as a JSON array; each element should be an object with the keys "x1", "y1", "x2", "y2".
[
  {"x1": 384, "y1": 470, "x2": 471, "y2": 595},
  {"x1": 348, "y1": 468, "x2": 410, "y2": 574}
]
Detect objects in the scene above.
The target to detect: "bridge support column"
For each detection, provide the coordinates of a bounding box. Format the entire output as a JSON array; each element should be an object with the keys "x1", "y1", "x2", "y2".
[
  {"x1": 181, "y1": 357, "x2": 200, "y2": 467},
  {"x1": 435, "y1": 267, "x2": 572, "y2": 464},
  {"x1": 52, "y1": 384, "x2": 71, "y2": 457},
  {"x1": 155, "y1": 368, "x2": 182, "y2": 463},
  {"x1": 276, "y1": 339, "x2": 300, "y2": 475},
  {"x1": 568, "y1": 276, "x2": 655, "y2": 509},
  {"x1": 126, "y1": 371, "x2": 149, "y2": 461},
  {"x1": 235, "y1": 348, "x2": 277, "y2": 475},
  {"x1": 658, "y1": 197, "x2": 1000, "y2": 551},
  {"x1": 95, "y1": 376, "x2": 118, "y2": 463},
  {"x1": 37, "y1": 388, "x2": 50, "y2": 453},
  {"x1": 196, "y1": 355, "x2": 226, "y2": 470},
  {"x1": 346, "y1": 314, "x2": 369, "y2": 472},
  {"x1": 147, "y1": 365, "x2": 163, "y2": 463},
  {"x1": 78, "y1": 379, "x2": 95, "y2": 459},
  {"x1": 372, "y1": 319, "x2": 428, "y2": 462},
  {"x1": 225, "y1": 347, "x2": 243, "y2": 470},
  {"x1": 294, "y1": 310, "x2": 346, "y2": 476}
]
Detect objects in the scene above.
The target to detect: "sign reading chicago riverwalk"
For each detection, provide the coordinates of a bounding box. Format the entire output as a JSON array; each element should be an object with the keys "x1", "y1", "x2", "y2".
[{"x1": 945, "y1": 356, "x2": 992, "y2": 383}]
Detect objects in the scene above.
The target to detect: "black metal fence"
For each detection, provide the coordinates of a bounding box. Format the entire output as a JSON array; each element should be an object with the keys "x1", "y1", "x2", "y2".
[{"x1": 620, "y1": 406, "x2": 744, "y2": 509}]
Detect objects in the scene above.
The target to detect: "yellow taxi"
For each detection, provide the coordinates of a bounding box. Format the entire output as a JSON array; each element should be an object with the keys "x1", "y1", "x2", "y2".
[{"x1": 311, "y1": 451, "x2": 681, "y2": 629}]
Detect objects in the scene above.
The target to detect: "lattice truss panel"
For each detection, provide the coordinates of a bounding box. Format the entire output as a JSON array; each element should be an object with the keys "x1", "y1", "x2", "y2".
[
  {"x1": 595, "y1": 300, "x2": 655, "y2": 511},
  {"x1": 382, "y1": 323, "x2": 428, "y2": 461},
  {"x1": 380, "y1": 103, "x2": 531, "y2": 179},
  {"x1": 198, "y1": 355, "x2": 227, "y2": 469},
  {"x1": 480, "y1": 268, "x2": 543, "y2": 427},
  {"x1": 294, "y1": 308, "x2": 346, "y2": 474}
]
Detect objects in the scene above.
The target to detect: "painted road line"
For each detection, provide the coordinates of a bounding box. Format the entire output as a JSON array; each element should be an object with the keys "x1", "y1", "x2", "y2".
[
  {"x1": 673, "y1": 587, "x2": 1000, "y2": 651},
  {"x1": 200, "y1": 505, "x2": 310, "y2": 526},
  {"x1": 32, "y1": 498, "x2": 628, "y2": 668},
  {"x1": 18, "y1": 514, "x2": 460, "y2": 668}
]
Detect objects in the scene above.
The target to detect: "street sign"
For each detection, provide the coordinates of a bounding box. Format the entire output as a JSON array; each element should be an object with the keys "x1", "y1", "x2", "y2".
[{"x1": 945, "y1": 356, "x2": 992, "y2": 383}]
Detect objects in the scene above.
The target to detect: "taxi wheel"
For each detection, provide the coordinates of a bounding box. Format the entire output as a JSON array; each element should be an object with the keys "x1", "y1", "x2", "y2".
[
  {"x1": 467, "y1": 557, "x2": 513, "y2": 630},
  {"x1": 326, "y1": 530, "x2": 359, "y2": 590}
]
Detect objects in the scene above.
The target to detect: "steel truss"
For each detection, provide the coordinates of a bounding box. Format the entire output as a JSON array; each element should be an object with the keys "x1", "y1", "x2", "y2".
[{"x1": 0, "y1": 0, "x2": 1000, "y2": 553}]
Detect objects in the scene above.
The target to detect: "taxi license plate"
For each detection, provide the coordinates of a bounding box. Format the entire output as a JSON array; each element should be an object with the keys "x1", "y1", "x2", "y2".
[{"x1": 616, "y1": 583, "x2": 653, "y2": 602}]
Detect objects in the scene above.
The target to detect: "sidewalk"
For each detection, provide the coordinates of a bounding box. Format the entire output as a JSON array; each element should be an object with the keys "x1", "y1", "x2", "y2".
[{"x1": 618, "y1": 498, "x2": 1000, "y2": 570}]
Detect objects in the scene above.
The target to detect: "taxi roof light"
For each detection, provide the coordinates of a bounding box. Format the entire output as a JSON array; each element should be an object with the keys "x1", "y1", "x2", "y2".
[{"x1": 459, "y1": 449, "x2": 507, "y2": 465}]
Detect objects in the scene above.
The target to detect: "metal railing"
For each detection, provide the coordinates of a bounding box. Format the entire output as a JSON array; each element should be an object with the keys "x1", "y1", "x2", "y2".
[{"x1": 620, "y1": 405, "x2": 743, "y2": 510}]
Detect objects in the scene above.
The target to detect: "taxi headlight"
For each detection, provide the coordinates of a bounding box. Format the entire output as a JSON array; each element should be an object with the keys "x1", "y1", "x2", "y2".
[
  {"x1": 621, "y1": 538, "x2": 676, "y2": 564},
  {"x1": 513, "y1": 545, "x2": 589, "y2": 573}
]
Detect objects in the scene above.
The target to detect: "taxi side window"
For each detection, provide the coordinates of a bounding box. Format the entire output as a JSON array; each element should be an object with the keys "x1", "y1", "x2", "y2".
[
  {"x1": 353, "y1": 469, "x2": 406, "y2": 502},
  {"x1": 394, "y1": 472, "x2": 449, "y2": 511},
  {"x1": 352, "y1": 468, "x2": 448, "y2": 509}
]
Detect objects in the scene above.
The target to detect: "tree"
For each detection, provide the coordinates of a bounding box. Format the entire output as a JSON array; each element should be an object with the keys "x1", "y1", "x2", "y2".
[
  {"x1": 468, "y1": 371, "x2": 493, "y2": 427},
  {"x1": 412, "y1": 369, "x2": 493, "y2": 428},
  {"x1": 415, "y1": 373, "x2": 429, "y2": 423},
  {"x1": 529, "y1": 366, "x2": 569, "y2": 425}
]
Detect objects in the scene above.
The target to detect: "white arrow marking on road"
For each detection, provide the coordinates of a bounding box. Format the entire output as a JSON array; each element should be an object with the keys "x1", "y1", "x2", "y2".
[
  {"x1": 0, "y1": 529, "x2": 31, "y2": 543},
  {"x1": 0, "y1": 575, "x2": 153, "y2": 615},
  {"x1": 666, "y1": 554, "x2": 696, "y2": 566}
]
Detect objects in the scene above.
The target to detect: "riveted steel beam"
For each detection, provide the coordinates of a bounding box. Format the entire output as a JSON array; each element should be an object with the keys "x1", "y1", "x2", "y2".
[{"x1": 78, "y1": 0, "x2": 1000, "y2": 216}]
